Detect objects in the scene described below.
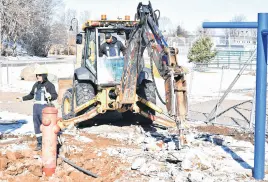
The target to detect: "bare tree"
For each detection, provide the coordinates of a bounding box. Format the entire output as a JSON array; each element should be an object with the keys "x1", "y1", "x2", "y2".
[
  {"x1": 176, "y1": 25, "x2": 188, "y2": 37},
  {"x1": 196, "y1": 25, "x2": 215, "y2": 36},
  {"x1": 251, "y1": 29, "x2": 257, "y2": 44},
  {"x1": 1, "y1": 0, "x2": 34, "y2": 56},
  {"x1": 79, "y1": 10, "x2": 91, "y2": 29},
  {"x1": 225, "y1": 14, "x2": 247, "y2": 39},
  {"x1": 158, "y1": 16, "x2": 173, "y2": 33}
]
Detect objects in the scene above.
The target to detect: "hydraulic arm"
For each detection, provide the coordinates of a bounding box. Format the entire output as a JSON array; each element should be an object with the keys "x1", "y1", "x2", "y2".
[
  {"x1": 119, "y1": 1, "x2": 187, "y2": 120},
  {"x1": 119, "y1": 1, "x2": 188, "y2": 147}
]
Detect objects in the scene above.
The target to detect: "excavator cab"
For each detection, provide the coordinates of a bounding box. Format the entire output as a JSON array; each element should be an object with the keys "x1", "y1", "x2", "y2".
[{"x1": 85, "y1": 29, "x2": 126, "y2": 86}]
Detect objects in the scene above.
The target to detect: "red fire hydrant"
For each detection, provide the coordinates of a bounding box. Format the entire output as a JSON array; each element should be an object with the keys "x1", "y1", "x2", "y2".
[{"x1": 40, "y1": 107, "x2": 60, "y2": 176}]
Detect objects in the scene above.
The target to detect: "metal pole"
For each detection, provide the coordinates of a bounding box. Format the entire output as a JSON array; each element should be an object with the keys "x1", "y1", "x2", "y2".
[
  {"x1": 253, "y1": 13, "x2": 268, "y2": 180},
  {"x1": 67, "y1": 31, "x2": 70, "y2": 56},
  {"x1": 250, "y1": 87, "x2": 256, "y2": 129},
  {"x1": 228, "y1": 30, "x2": 231, "y2": 68},
  {"x1": 214, "y1": 66, "x2": 225, "y2": 123}
]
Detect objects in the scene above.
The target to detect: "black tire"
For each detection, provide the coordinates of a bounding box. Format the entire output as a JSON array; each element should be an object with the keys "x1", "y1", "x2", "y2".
[
  {"x1": 122, "y1": 80, "x2": 156, "y2": 124},
  {"x1": 75, "y1": 81, "x2": 96, "y2": 116},
  {"x1": 61, "y1": 89, "x2": 74, "y2": 120}
]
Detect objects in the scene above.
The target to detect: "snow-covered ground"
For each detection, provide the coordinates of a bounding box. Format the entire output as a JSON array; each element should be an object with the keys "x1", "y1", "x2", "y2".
[{"x1": 0, "y1": 111, "x2": 34, "y2": 135}]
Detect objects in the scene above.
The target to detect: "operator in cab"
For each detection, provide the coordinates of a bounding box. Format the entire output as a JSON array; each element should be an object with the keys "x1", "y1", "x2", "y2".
[{"x1": 99, "y1": 33, "x2": 126, "y2": 57}]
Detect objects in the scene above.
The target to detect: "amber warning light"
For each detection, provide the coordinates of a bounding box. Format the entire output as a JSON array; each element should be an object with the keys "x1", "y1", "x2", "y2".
[
  {"x1": 125, "y1": 15, "x2": 130, "y2": 20},
  {"x1": 101, "y1": 14, "x2": 107, "y2": 20}
]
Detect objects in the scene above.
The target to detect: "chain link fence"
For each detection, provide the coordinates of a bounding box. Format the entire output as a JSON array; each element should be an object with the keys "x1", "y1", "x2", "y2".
[{"x1": 186, "y1": 62, "x2": 257, "y2": 131}]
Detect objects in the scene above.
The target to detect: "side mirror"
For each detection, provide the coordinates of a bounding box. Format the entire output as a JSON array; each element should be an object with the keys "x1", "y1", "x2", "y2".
[{"x1": 76, "y1": 34, "x2": 83, "y2": 44}]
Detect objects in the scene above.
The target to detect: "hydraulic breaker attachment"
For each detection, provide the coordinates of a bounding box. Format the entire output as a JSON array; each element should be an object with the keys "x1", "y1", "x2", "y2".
[{"x1": 164, "y1": 67, "x2": 188, "y2": 149}]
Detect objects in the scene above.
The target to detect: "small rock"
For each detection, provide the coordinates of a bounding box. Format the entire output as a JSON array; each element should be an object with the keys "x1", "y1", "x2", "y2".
[
  {"x1": 169, "y1": 166, "x2": 180, "y2": 177},
  {"x1": 156, "y1": 140, "x2": 165, "y2": 148},
  {"x1": 28, "y1": 165, "x2": 42, "y2": 177},
  {"x1": 167, "y1": 142, "x2": 177, "y2": 151},
  {"x1": 139, "y1": 163, "x2": 149, "y2": 175},
  {"x1": 6, "y1": 151, "x2": 23, "y2": 160},
  {"x1": 181, "y1": 150, "x2": 212, "y2": 171},
  {"x1": 131, "y1": 158, "x2": 146, "y2": 170},
  {"x1": 57, "y1": 171, "x2": 66, "y2": 178},
  {"x1": 144, "y1": 137, "x2": 156, "y2": 144},
  {"x1": 33, "y1": 155, "x2": 41, "y2": 160},
  {"x1": 83, "y1": 161, "x2": 94, "y2": 170},
  {"x1": 97, "y1": 152, "x2": 102, "y2": 157},
  {"x1": 107, "y1": 148, "x2": 120, "y2": 156},
  {"x1": 157, "y1": 172, "x2": 170, "y2": 179},
  {"x1": 21, "y1": 149, "x2": 33, "y2": 158},
  {"x1": 6, "y1": 165, "x2": 17, "y2": 175},
  {"x1": 135, "y1": 136, "x2": 145, "y2": 144},
  {"x1": 16, "y1": 163, "x2": 24, "y2": 174},
  {"x1": 57, "y1": 158, "x2": 63, "y2": 165},
  {"x1": 15, "y1": 175, "x2": 39, "y2": 182},
  {"x1": 187, "y1": 171, "x2": 205, "y2": 182},
  {"x1": 181, "y1": 155, "x2": 195, "y2": 170},
  {"x1": 135, "y1": 126, "x2": 144, "y2": 134},
  {"x1": 175, "y1": 174, "x2": 187, "y2": 182},
  {"x1": 149, "y1": 178, "x2": 165, "y2": 182},
  {"x1": 145, "y1": 142, "x2": 162, "y2": 151},
  {"x1": 63, "y1": 176, "x2": 73, "y2": 182},
  {"x1": 167, "y1": 152, "x2": 185, "y2": 163},
  {"x1": 140, "y1": 163, "x2": 160, "y2": 176},
  {"x1": 69, "y1": 171, "x2": 84, "y2": 181},
  {"x1": 0, "y1": 158, "x2": 8, "y2": 170}
]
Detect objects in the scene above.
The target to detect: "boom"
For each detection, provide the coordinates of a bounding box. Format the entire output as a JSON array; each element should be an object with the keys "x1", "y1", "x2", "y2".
[{"x1": 119, "y1": 1, "x2": 187, "y2": 120}]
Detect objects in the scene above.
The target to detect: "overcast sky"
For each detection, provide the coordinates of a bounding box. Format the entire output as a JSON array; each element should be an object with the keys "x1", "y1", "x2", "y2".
[{"x1": 63, "y1": 0, "x2": 268, "y2": 33}]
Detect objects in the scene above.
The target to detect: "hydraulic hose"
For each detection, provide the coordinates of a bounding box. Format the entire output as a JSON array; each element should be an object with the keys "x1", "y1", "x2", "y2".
[
  {"x1": 150, "y1": 55, "x2": 166, "y2": 105},
  {"x1": 59, "y1": 155, "x2": 99, "y2": 178}
]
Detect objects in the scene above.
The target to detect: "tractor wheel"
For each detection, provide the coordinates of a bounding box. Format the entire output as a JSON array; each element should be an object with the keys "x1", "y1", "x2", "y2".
[
  {"x1": 75, "y1": 81, "x2": 96, "y2": 116},
  {"x1": 122, "y1": 80, "x2": 156, "y2": 125},
  {"x1": 61, "y1": 89, "x2": 74, "y2": 120}
]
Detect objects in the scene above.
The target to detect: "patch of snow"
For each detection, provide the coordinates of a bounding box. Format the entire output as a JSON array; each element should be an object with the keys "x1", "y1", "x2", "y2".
[{"x1": 0, "y1": 111, "x2": 34, "y2": 134}]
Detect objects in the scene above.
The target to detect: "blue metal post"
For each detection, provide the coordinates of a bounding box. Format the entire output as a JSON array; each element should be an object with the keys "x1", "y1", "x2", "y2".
[
  {"x1": 203, "y1": 16, "x2": 268, "y2": 180},
  {"x1": 203, "y1": 22, "x2": 258, "y2": 29},
  {"x1": 253, "y1": 13, "x2": 268, "y2": 180}
]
